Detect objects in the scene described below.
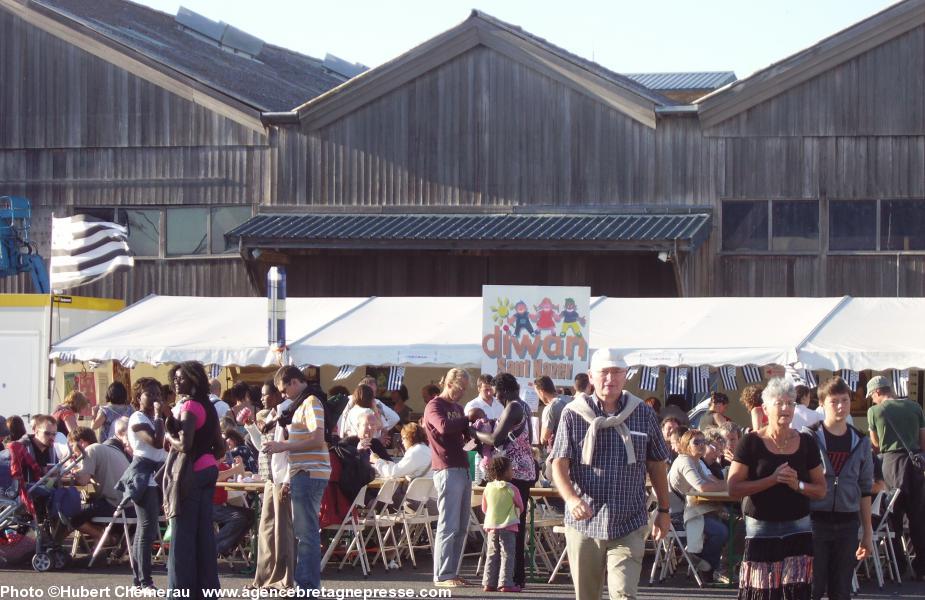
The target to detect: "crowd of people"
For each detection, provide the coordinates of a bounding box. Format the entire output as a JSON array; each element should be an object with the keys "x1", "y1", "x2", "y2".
[{"x1": 0, "y1": 352, "x2": 923, "y2": 600}]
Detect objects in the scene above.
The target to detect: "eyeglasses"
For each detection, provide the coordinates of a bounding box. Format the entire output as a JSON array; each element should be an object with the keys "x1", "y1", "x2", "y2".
[
  {"x1": 770, "y1": 401, "x2": 796, "y2": 409},
  {"x1": 691, "y1": 439, "x2": 706, "y2": 446}
]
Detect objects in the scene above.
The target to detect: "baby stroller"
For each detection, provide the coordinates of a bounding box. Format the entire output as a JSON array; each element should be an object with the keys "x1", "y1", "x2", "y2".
[{"x1": 0, "y1": 447, "x2": 83, "y2": 571}]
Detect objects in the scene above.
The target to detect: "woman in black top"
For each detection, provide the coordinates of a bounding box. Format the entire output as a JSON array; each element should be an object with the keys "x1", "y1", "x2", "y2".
[
  {"x1": 728, "y1": 378, "x2": 826, "y2": 600},
  {"x1": 164, "y1": 361, "x2": 224, "y2": 599}
]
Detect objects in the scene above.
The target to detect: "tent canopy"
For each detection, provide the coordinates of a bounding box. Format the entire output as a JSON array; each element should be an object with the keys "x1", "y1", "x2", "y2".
[
  {"x1": 290, "y1": 297, "x2": 483, "y2": 368},
  {"x1": 51, "y1": 295, "x2": 368, "y2": 367},
  {"x1": 50, "y1": 294, "x2": 925, "y2": 371},
  {"x1": 589, "y1": 296, "x2": 847, "y2": 368},
  {"x1": 797, "y1": 297, "x2": 925, "y2": 371}
]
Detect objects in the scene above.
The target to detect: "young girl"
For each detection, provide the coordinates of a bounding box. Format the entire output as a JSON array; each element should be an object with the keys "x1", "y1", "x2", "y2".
[{"x1": 481, "y1": 456, "x2": 524, "y2": 593}]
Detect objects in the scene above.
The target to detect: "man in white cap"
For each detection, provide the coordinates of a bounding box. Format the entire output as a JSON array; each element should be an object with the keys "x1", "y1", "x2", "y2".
[
  {"x1": 549, "y1": 348, "x2": 671, "y2": 600},
  {"x1": 866, "y1": 374, "x2": 925, "y2": 577}
]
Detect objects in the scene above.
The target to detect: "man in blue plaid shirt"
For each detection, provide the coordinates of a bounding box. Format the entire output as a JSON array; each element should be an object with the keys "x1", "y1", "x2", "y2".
[{"x1": 550, "y1": 348, "x2": 671, "y2": 600}]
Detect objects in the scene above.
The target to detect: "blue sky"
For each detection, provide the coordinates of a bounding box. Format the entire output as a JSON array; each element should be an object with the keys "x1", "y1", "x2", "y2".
[{"x1": 134, "y1": 0, "x2": 899, "y2": 79}]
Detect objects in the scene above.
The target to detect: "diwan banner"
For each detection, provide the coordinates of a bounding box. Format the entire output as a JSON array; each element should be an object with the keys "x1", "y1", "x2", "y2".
[{"x1": 481, "y1": 285, "x2": 591, "y2": 387}]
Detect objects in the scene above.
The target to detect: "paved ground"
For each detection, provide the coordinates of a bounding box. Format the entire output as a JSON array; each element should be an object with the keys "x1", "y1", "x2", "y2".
[{"x1": 0, "y1": 554, "x2": 923, "y2": 599}]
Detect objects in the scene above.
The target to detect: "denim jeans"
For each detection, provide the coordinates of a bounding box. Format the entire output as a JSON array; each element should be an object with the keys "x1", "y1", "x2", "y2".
[
  {"x1": 131, "y1": 485, "x2": 160, "y2": 587},
  {"x1": 291, "y1": 472, "x2": 327, "y2": 590},
  {"x1": 214, "y1": 504, "x2": 254, "y2": 556},
  {"x1": 811, "y1": 515, "x2": 859, "y2": 600},
  {"x1": 699, "y1": 515, "x2": 729, "y2": 571},
  {"x1": 433, "y1": 467, "x2": 471, "y2": 582},
  {"x1": 168, "y1": 465, "x2": 219, "y2": 599}
]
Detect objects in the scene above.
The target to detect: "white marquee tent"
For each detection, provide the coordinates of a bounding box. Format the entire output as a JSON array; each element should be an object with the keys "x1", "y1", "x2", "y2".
[{"x1": 50, "y1": 294, "x2": 925, "y2": 371}]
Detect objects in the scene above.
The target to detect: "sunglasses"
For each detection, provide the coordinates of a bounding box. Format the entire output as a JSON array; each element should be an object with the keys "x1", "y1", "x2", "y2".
[{"x1": 691, "y1": 439, "x2": 707, "y2": 446}]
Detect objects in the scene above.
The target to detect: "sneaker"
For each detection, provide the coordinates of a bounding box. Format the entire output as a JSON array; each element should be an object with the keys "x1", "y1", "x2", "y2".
[
  {"x1": 499, "y1": 586, "x2": 522, "y2": 593},
  {"x1": 687, "y1": 552, "x2": 711, "y2": 572},
  {"x1": 483, "y1": 586, "x2": 497, "y2": 592},
  {"x1": 435, "y1": 579, "x2": 469, "y2": 588},
  {"x1": 713, "y1": 570, "x2": 731, "y2": 585}
]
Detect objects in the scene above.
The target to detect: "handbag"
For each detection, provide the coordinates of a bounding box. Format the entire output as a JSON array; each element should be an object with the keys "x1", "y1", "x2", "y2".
[{"x1": 882, "y1": 413, "x2": 925, "y2": 472}]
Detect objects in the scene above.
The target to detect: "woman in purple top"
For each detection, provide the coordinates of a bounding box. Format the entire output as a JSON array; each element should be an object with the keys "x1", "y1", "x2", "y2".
[
  {"x1": 424, "y1": 368, "x2": 473, "y2": 588},
  {"x1": 165, "y1": 361, "x2": 225, "y2": 598}
]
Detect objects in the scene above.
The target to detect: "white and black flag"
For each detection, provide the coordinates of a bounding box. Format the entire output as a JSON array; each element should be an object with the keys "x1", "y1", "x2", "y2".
[
  {"x1": 840, "y1": 369, "x2": 860, "y2": 391},
  {"x1": 692, "y1": 365, "x2": 711, "y2": 396},
  {"x1": 639, "y1": 366, "x2": 660, "y2": 392},
  {"x1": 719, "y1": 365, "x2": 738, "y2": 391},
  {"x1": 50, "y1": 215, "x2": 133, "y2": 290},
  {"x1": 666, "y1": 367, "x2": 689, "y2": 396},
  {"x1": 743, "y1": 365, "x2": 763, "y2": 384},
  {"x1": 387, "y1": 366, "x2": 406, "y2": 392}
]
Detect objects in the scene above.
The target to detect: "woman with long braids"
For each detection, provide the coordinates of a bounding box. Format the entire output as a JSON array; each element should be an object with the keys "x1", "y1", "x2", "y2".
[
  {"x1": 472, "y1": 372, "x2": 537, "y2": 592},
  {"x1": 164, "y1": 361, "x2": 224, "y2": 598}
]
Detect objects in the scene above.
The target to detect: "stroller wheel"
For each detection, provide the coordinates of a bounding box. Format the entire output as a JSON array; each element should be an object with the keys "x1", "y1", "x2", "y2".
[
  {"x1": 52, "y1": 550, "x2": 69, "y2": 569},
  {"x1": 32, "y1": 553, "x2": 52, "y2": 572}
]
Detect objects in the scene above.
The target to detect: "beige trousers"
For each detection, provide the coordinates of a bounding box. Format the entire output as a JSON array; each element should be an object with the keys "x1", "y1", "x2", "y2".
[
  {"x1": 252, "y1": 481, "x2": 295, "y2": 590},
  {"x1": 565, "y1": 524, "x2": 649, "y2": 600}
]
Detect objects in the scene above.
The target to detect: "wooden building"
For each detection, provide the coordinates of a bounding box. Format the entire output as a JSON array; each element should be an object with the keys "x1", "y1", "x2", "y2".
[
  {"x1": 0, "y1": 0, "x2": 346, "y2": 301},
  {"x1": 1, "y1": 0, "x2": 923, "y2": 302},
  {"x1": 235, "y1": 1, "x2": 925, "y2": 299}
]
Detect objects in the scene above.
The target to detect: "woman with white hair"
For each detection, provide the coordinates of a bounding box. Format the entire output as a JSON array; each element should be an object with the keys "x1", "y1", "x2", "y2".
[{"x1": 728, "y1": 377, "x2": 827, "y2": 600}]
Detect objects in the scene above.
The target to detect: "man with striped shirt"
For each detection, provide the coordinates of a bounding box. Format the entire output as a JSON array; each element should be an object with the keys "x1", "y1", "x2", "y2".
[{"x1": 264, "y1": 366, "x2": 330, "y2": 591}]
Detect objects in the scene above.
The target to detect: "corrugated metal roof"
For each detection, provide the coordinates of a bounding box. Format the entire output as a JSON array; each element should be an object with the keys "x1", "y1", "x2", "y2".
[
  {"x1": 228, "y1": 212, "x2": 712, "y2": 250},
  {"x1": 624, "y1": 72, "x2": 737, "y2": 91},
  {"x1": 36, "y1": 0, "x2": 347, "y2": 112}
]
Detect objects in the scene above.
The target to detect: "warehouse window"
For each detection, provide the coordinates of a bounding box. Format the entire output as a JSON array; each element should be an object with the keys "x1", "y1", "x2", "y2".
[
  {"x1": 881, "y1": 200, "x2": 925, "y2": 251},
  {"x1": 124, "y1": 209, "x2": 161, "y2": 258},
  {"x1": 73, "y1": 206, "x2": 251, "y2": 258},
  {"x1": 771, "y1": 200, "x2": 819, "y2": 251},
  {"x1": 829, "y1": 199, "x2": 925, "y2": 252},
  {"x1": 166, "y1": 208, "x2": 208, "y2": 256},
  {"x1": 722, "y1": 201, "x2": 768, "y2": 251},
  {"x1": 210, "y1": 206, "x2": 252, "y2": 253}
]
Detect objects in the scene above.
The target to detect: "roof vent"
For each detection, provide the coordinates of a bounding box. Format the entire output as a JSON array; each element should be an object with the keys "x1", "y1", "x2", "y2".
[
  {"x1": 322, "y1": 53, "x2": 368, "y2": 79},
  {"x1": 175, "y1": 7, "x2": 264, "y2": 59}
]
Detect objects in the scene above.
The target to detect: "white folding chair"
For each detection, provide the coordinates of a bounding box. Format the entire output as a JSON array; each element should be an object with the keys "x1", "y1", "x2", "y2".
[
  {"x1": 855, "y1": 488, "x2": 903, "y2": 589},
  {"x1": 321, "y1": 484, "x2": 370, "y2": 576},
  {"x1": 394, "y1": 477, "x2": 438, "y2": 567},
  {"x1": 547, "y1": 525, "x2": 570, "y2": 583},
  {"x1": 359, "y1": 479, "x2": 403, "y2": 570},
  {"x1": 648, "y1": 519, "x2": 704, "y2": 588}
]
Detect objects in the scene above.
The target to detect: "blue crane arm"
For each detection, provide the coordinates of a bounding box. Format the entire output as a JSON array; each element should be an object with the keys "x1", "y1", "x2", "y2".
[{"x1": 1, "y1": 195, "x2": 51, "y2": 293}]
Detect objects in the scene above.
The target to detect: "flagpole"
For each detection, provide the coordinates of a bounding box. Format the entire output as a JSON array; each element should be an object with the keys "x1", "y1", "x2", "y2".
[{"x1": 46, "y1": 212, "x2": 56, "y2": 413}]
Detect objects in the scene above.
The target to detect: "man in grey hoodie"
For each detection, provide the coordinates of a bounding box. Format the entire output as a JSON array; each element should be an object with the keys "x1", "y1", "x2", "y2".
[{"x1": 803, "y1": 376, "x2": 873, "y2": 600}]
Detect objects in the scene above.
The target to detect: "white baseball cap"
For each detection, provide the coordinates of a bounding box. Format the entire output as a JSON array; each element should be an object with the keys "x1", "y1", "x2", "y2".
[{"x1": 589, "y1": 348, "x2": 629, "y2": 372}]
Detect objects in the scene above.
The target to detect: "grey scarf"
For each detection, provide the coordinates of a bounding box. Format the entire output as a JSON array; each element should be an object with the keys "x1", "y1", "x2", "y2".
[{"x1": 564, "y1": 392, "x2": 643, "y2": 465}]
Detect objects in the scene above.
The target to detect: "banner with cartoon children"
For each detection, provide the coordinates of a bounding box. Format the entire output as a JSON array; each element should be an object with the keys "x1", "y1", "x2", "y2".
[{"x1": 481, "y1": 285, "x2": 591, "y2": 390}]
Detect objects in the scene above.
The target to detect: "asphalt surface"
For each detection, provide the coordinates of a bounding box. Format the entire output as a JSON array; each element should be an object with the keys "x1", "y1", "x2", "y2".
[{"x1": 0, "y1": 553, "x2": 923, "y2": 599}]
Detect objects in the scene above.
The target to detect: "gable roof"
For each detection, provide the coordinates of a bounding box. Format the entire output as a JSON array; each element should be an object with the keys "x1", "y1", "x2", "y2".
[
  {"x1": 21, "y1": 0, "x2": 347, "y2": 114},
  {"x1": 697, "y1": 0, "x2": 925, "y2": 127},
  {"x1": 625, "y1": 72, "x2": 737, "y2": 92},
  {"x1": 295, "y1": 10, "x2": 674, "y2": 131}
]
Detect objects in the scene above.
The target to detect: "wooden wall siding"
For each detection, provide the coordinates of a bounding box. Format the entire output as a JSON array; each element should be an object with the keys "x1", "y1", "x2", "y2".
[
  {"x1": 827, "y1": 255, "x2": 925, "y2": 297},
  {"x1": 653, "y1": 117, "x2": 724, "y2": 204},
  {"x1": 274, "y1": 46, "x2": 659, "y2": 207},
  {"x1": 718, "y1": 256, "x2": 822, "y2": 297},
  {"x1": 705, "y1": 25, "x2": 925, "y2": 138},
  {"x1": 0, "y1": 8, "x2": 265, "y2": 149},
  {"x1": 0, "y1": 146, "x2": 268, "y2": 206},
  {"x1": 249, "y1": 250, "x2": 678, "y2": 297},
  {"x1": 718, "y1": 136, "x2": 925, "y2": 199}
]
